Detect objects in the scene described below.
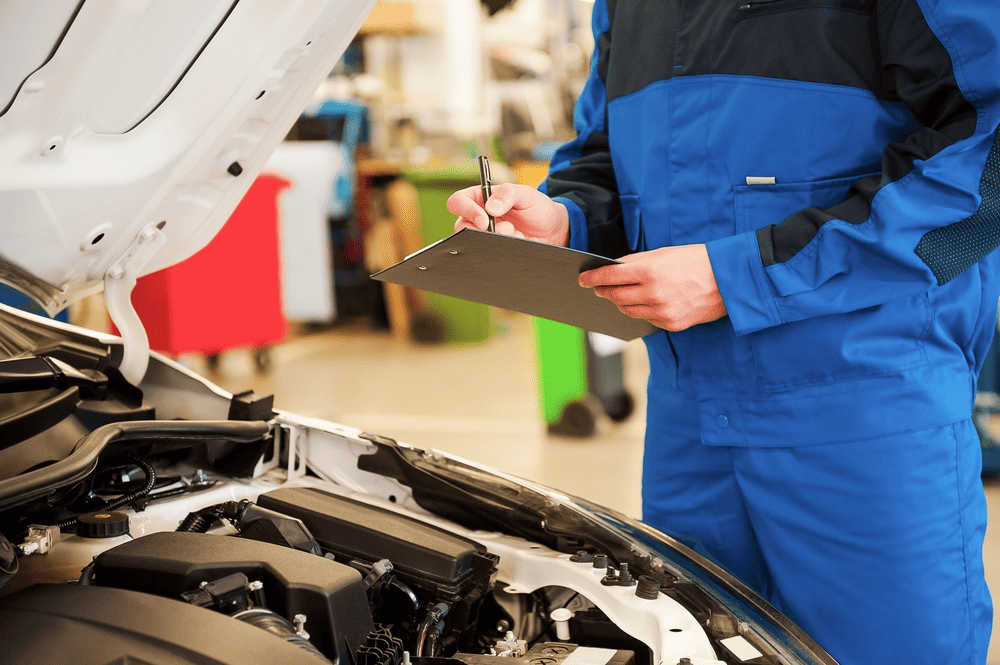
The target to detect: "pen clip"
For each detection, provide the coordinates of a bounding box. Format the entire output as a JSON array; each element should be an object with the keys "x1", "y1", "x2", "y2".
[{"x1": 478, "y1": 155, "x2": 494, "y2": 233}]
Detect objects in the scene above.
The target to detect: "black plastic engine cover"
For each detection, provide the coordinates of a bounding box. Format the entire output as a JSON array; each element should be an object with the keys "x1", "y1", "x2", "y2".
[
  {"x1": 257, "y1": 487, "x2": 498, "y2": 593},
  {"x1": 257, "y1": 487, "x2": 499, "y2": 653},
  {"x1": 93, "y1": 531, "x2": 374, "y2": 661},
  {"x1": 0, "y1": 583, "x2": 331, "y2": 665}
]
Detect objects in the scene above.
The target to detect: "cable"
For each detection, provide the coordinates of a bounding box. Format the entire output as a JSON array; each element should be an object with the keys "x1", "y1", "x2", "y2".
[
  {"x1": 55, "y1": 452, "x2": 156, "y2": 532},
  {"x1": 0, "y1": 419, "x2": 269, "y2": 513},
  {"x1": 102, "y1": 453, "x2": 155, "y2": 511},
  {"x1": 78, "y1": 558, "x2": 97, "y2": 586}
]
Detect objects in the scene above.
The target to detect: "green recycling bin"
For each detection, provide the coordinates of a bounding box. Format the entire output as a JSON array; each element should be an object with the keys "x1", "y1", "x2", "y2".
[
  {"x1": 533, "y1": 317, "x2": 588, "y2": 425},
  {"x1": 405, "y1": 163, "x2": 493, "y2": 343}
]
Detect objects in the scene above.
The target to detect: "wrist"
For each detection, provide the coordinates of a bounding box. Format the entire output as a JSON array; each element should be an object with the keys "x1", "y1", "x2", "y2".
[
  {"x1": 552, "y1": 203, "x2": 570, "y2": 246},
  {"x1": 547, "y1": 200, "x2": 572, "y2": 247}
]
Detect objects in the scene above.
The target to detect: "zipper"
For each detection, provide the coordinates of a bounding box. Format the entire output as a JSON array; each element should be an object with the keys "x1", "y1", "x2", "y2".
[{"x1": 738, "y1": 0, "x2": 875, "y2": 17}]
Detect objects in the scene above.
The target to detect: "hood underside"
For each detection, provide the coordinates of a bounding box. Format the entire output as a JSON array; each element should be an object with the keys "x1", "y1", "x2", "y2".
[{"x1": 0, "y1": 0, "x2": 375, "y2": 314}]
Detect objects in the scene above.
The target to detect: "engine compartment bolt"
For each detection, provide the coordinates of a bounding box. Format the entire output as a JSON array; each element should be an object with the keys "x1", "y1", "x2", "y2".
[{"x1": 293, "y1": 613, "x2": 310, "y2": 639}]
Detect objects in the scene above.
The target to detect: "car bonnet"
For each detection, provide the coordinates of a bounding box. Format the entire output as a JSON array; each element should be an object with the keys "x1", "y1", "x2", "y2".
[{"x1": 0, "y1": 0, "x2": 376, "y2": 381}]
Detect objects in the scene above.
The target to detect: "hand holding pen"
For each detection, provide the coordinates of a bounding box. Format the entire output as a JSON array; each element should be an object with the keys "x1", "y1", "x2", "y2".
[{"x1": 446, "y1": 158, "x2": 571, "y2": 247}]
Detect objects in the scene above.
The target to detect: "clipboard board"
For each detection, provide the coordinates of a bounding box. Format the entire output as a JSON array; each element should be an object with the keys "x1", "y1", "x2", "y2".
[{"x1": 371, "y1": 228, "x2": 658, "y2": 341}]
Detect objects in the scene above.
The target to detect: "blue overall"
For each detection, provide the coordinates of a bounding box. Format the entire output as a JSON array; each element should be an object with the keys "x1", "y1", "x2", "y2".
[{"x1": 539, "y1": 0, "x2": 1000, "y2": 661}]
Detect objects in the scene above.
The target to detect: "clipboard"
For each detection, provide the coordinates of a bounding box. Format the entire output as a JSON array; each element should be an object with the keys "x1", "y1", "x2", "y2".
[{"x1": 371, "y1": 228, "x2": 658, "y2": 341}]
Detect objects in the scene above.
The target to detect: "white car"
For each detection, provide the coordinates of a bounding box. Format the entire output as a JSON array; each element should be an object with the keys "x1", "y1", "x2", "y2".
[{"x1": 0, "y1": 2, "x2": 834, "y2": 664}]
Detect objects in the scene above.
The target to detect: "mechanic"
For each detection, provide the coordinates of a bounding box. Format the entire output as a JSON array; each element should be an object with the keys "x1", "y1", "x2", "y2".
[{"x1": 447, "y1": 1, "x2": 999, "y2": 662}]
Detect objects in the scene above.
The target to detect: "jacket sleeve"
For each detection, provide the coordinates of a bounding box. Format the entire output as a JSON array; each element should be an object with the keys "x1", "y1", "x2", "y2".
[
  {"x1": 707, "y1": 0, "x2": 1000, "y2": 335},
  {"x1": 538, "y1": 0, "x2": 630, "y2": 259}
]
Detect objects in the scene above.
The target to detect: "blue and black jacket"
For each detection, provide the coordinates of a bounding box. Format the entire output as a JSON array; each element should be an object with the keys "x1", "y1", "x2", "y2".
[{"x1": 541, "y1": 0, "x2": 1000, "y2": 446}]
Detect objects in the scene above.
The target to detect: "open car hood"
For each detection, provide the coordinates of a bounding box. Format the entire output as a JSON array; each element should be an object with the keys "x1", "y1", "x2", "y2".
[{"x1": 0, "y1": 0, "x2": 374, "y2": 336}]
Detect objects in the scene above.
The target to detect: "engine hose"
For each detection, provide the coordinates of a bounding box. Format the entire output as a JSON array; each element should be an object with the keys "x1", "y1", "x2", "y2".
[
  {"x1": 415, "y1": 602, "x2": 450, "y2": 657},
  {"x1": 78, "y1": 558, "x2": 97, "y2": 586},
  {"x1": 176, "y1": 508, "x2": 219, "y2": 533},
  {"x1": 177, "y1": 498, "x2": 258, "y2": 534},
  {"x1": 426, "y1": 622, "x2": 444, "y2": 657},
  {"x1": 233, "y1": 608, "x2": 333, "y2": 664}
]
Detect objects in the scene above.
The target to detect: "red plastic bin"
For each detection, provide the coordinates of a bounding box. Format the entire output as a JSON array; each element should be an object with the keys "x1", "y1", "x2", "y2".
[{"x1": 125, "y1": 174, "x2": 290, "y2": 360}]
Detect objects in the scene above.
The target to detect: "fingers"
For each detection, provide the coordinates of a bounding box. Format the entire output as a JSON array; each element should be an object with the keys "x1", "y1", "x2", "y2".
[
  {"x1": 580, "y1": 244, "x2": 728, "y2": 331},
  {"x1": 447, "y1": 185, "x2": 517, "y2": 232},
  {"x1": 482, "y1": 183, "x2": 520, "y2": 218},
  {"x1": 578, "y1": 262, "x2": 640, "y2": 288},
  {"x1": 494, "y1": 220, "x2": 525, "y2": 238},
  {"x1": 592, "y1": 283, "x2": 645, "y2": 305},
  {"x1": 448, "y1": 184, "x2": 530, "y2": 236},
  {"x1": 448, "y1": 183, "x2": 568, "y2": 244},
  {"x1": 447, "y1": 186, "x2": 490, "y2": 231}
]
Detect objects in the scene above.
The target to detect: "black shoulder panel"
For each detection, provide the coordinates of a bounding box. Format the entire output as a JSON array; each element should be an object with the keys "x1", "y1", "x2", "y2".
[
  {"x1": 604, "y1": 0, "x2": 882, "y2": 101},
  {"x1": 603, "y1": 1, "x2": 680, "y2": 101}
]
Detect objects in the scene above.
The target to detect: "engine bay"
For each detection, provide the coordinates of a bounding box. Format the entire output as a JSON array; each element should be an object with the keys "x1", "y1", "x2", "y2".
[{"x1": 0, "y1": 476, "x2": 661, "y2": 665}]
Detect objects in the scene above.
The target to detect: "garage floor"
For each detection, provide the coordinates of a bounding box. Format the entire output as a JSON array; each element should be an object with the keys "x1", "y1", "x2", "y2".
[{"x1": 200, "y1": 312, "x2": 1000, "y2": 663}]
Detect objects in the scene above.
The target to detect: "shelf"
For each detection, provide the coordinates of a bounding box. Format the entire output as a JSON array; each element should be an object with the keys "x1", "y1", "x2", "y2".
[{"x1": 359, "y1": 1, "x2": 435, "y2": 36}]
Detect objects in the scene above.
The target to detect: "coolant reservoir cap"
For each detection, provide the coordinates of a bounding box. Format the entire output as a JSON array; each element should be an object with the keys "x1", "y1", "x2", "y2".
[{"x1": 76, "y1": 511, "x2": 130, "y2": 538}]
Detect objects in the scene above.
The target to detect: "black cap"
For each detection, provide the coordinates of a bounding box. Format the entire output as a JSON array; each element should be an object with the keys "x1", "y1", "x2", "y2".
[
  {"x1": 635, "y1": 575, "x2": 661, "y2": 600},
  {"x1": 76, "y1": 511, "x2": 130, "y2": 538}
]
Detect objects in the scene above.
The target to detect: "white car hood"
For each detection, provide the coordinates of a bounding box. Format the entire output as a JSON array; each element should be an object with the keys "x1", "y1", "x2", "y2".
[
  {"x1": 0, "y1": 0, "x2": 376, "y2": 383},
  {"x1": 0, "y1": 0, "x2": 374, "y2": 312}
]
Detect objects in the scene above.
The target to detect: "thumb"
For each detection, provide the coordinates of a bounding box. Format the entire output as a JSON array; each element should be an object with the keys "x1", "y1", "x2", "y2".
[
  {"x1": 484, "y1": 197, "x2": 508, "y2": 216},
  {"x1": 484, "y1": 182, "x2": 530, "y2": 217}
]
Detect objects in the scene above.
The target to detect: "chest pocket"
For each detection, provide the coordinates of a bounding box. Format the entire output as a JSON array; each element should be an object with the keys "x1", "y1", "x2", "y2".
[{"x1": 734, "y1": 176, "x2": 932, "y2": 393}]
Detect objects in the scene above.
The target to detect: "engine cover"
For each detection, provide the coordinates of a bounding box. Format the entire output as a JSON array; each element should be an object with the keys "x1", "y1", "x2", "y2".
[
  {"x1": 0, "y1": 583, "x2": 333, "y2": 665},
  {"x1": 256, "y1": 488, "x2": 499, "y2": 593},
  {"x1": 256, "y1": 487, "x2": 500, "y2": 653},
  {"x1": 93, "y1": 531, "x2": 374, "y2": 661}
]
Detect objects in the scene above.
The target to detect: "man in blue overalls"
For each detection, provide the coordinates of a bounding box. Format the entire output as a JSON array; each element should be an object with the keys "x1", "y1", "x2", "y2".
[{"x1": 449, "y1": 0, "x2": 999, "y2": 661}]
